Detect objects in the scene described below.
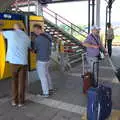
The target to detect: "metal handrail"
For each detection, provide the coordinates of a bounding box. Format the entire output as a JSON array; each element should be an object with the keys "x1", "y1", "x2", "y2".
[
  {"x1": 43, "y1": 7, "x2": 88, "y2": 39},
  {"x1": 43, "y1": 7, "x2": 88, "y2": 34},
  {"x1": 44, "y1": 11, "x2": 86, "y2": 38}
]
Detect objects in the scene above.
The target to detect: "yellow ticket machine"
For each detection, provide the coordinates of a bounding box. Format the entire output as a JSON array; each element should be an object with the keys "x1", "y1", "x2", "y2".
[{"x1": 0, "y1": 13, "x2": 26, "y2": 80}]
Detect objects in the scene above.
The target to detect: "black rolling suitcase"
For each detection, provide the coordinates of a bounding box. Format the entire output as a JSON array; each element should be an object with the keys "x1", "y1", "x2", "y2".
[{"x1": 87, "y1": 62, "x2": 112, "y2": 120}]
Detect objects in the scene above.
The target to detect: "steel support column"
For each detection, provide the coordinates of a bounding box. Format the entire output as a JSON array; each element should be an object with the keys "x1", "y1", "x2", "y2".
[
  {"x1": 96, "y1": 0, "x2": 101, "y2": 27},
  {"x1": 88, "y1": 0, "x2": 96, "y2": 33},
  {"x1": 108, "y1": 0, "x2": 112, "y2": 24},
  {"x1": 28, "y1": 0, "x2": 30, "y2": 12},
  {"x1": 36, "y1": 0, "x2": 43, "y2": 16},
  {"x1": 88, "y1": 0, "x2": 91, "y2": 33},
  {"x1": 39, "y1": 3, "x2": 43, "y2": 16},
  {"x1": 105, "y1": 6, "x2": 108, "y2": 48},
  {"x1": 92, "y1": 0, "x2": 95, "y2": 26}
]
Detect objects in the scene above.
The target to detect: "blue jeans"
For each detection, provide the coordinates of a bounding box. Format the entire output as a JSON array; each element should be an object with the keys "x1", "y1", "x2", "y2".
[
  {"x1": 86, "y1": 56, "x2": 99, "y2": 86},
  {"x1": 37, "y1": 61, "x2": 53, "y2": 95},
  {"x1": 107, "y1": 39, "x2": 112, "y2": 57}
]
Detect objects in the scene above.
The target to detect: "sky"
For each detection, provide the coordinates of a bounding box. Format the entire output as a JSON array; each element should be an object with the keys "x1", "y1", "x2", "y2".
[{"x1": 46, "y1": 0, "x2": 120, "y2": 27}]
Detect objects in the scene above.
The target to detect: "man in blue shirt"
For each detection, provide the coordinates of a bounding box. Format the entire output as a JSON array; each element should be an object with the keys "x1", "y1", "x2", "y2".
[
  {"x1": 32, "y1": 24, "x2": 54, "y2": 97},
  {"x1": 1, "y1": 23, "x2": 31, "y2": 107}
]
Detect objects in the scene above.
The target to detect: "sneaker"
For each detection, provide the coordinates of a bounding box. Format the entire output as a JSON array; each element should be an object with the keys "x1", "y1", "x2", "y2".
[
  {"x1": 18, "y1": 104, "x2": 24, "y2": 107},
  {"x1": 49, "y1": 88, "x2": 57, "y2": 92},
  {"x1": 37, "y1": 93, "x2": 49, "y2": 98},
  {"x1": 49, "y1": 89, "x2": 57, "y2": 95},
  {"x1": 11, "y1": 102, "x2": 17, "y2": 106},
  {"x1": 49, "y1": 88, "x2": 57, "y2": 93},
  {"x1": 41, "y1": 94, "x2": 49, "y2": 98}
]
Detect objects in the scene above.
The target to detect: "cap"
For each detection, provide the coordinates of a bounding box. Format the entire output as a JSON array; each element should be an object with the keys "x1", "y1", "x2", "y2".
[{"x1": 91, "y1": 25, "x2": 101, "y2": 30}]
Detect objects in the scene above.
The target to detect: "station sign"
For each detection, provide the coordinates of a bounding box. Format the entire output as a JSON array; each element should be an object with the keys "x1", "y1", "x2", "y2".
[{"x1": 0, "y1": 13, "x2": 24, "y2": 20}]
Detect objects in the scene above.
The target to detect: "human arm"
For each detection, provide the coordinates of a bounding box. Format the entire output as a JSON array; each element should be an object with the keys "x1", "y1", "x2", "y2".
[
  {"x1": 82, "y1": 43, "x2": 100, "y2": 48},
  {"x1": 30, "y1": 40, "x2": 36, "y2": 53},
  {"x1": 31, "y1": 38, "x2": 38, "y2": 53},
  {"x1": 24, "y1": 32, "x2": 36, "y2": 53},
  {"x1": 83, "y1": 36, "x2": 100, "y2": 49}
]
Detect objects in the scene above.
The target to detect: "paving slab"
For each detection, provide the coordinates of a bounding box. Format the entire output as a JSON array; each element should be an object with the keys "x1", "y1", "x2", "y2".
[
  {"x1": 0, "y1": 47, "x2": 120, "y2": 119},
  {"x1": 0, "y1": 99, "x2": 83, "y2": 120}
]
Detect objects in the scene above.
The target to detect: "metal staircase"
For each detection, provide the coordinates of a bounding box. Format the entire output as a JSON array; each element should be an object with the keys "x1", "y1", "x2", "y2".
[{"x1": 43, "y1": 7, "x2": 87, "y2": 67}]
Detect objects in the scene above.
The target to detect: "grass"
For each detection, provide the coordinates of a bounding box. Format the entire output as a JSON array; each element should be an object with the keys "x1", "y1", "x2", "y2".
[{"x1": 114, "y1": 36, "x2": 120, "y2": 42}]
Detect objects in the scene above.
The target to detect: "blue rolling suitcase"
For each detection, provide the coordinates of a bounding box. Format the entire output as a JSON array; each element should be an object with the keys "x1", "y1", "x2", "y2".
[{"x1": 87, "y1": 62, "x2": 112, "y2": 120}]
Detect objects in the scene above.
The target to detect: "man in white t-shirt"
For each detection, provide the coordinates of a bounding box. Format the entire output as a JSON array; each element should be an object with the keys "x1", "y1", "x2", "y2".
[{"x1": 1, "y1": 23, "x2": 31, "y2": 107}]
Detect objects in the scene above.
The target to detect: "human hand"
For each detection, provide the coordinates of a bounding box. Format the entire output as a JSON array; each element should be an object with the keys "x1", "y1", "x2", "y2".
[
  {"x1": 0, "y1": 21, "x2": 3, "y2": 26},
  {"x1": 104, "y1": 48, "x2": 108, "y2": 56},
  {"x1": 0, "y1": 25, "x2": 3, "y2": 34},
  {"x1": 0, "y1": 30, "x2": 3, "y2": 35}
]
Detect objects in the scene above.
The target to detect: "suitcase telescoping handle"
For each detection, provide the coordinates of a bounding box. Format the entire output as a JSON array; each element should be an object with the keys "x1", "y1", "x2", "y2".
[{"x1": 93, "y1": 61, "x2": 99, "y2": 87}]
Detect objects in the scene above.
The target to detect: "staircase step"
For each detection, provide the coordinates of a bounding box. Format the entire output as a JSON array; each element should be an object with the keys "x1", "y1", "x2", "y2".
[
  {"x1": 58, "y1": 34, "x2": 63, "y2": 37},
  {"x1": 57, "y1": 38, "x2": 62, "y2": 40},
  {"x1": 62, "y1": 37, "x2": 67, "y2": 40},
  {"x1": 49, "y1": 31, "x2": 54, "y2": 35},
  {"x1": 66, "y1": 40, "x2": 71, "y2": 43},
  {"x1": 44, "y1": 26, "x2": 47, "y2": 29},
  {"x1": 51, "y1": 29, "x2": 56, "y2": 32},
  {"x1": 53, "y1": 34, "x2": 58, "y2": 38},
  {"x1": 45, "y1": 29, "x2": 50, "y2": 32},
  {"x1": 44, "y1": 19, "x2": 84, "y2": 67},
  {"x1": 64, "y1": 43, "x2": 76, "y2": 46},
  {"x1": 54, "y1": 31, "x2": 59, "y2": 34},
  {"x1": 46, "y1": 26, "x2": 51, "y2": 29},
  {"x1": 44, "y1": 24, "x2": 48, "y2": 27}
]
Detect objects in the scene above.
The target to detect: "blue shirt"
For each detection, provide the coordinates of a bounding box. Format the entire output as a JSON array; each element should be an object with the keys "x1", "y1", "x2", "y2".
[
  {"x1": 34, "y1": 32, "x2": 52, "y2": 62},
  {"x1": 3, "y1": 30, "x2": 31, "y2": 65},
  {"x1": 84, "y1": 33, "x2": 100, "y2": 57}
]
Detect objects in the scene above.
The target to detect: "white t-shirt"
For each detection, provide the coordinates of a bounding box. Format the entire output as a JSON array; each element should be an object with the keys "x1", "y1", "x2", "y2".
[
  {"x1": 3, "y1": 30, "x2": 31, "y2": 65},
  {"x1": 107, "y1": 28, "x2": 114, "y2": 40}
]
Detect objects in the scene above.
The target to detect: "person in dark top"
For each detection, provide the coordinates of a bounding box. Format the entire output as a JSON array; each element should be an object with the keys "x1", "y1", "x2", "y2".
[
  {"x1": 106, "y1": 23, "x2": 114, "y2": 57},
  {"x1": 32, "y1": 24, "x2": 54, "y2": 97}
]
